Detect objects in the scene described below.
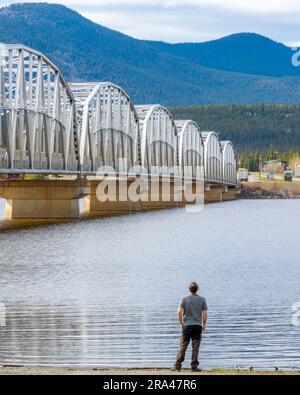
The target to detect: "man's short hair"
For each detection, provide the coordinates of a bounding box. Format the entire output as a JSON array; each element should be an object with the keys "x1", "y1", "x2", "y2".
[{"x1": 189, "y1": 282, "x2": 199, "y2": 294}]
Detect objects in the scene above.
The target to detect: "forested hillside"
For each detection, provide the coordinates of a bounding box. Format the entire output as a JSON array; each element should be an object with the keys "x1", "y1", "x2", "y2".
[
  {"x1": 170, "y1": 104, "x2": 300, "y2": 153},
  {"x1": 1, "y1": 3, "x2": 300, "y2": 105},
  {"x1": 149, "y1": 33, "x2": 299, "y2": 78}
]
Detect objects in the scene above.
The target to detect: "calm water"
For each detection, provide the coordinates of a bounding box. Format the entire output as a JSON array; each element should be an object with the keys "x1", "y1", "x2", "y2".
[{"x1": 0, "y1": 199, "x2": 299, "y2": 370}]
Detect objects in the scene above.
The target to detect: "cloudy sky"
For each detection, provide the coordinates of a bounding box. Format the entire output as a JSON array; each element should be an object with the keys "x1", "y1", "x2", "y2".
[{"x1": 2, "y1": 0, "x2": 300, "y2": 46}]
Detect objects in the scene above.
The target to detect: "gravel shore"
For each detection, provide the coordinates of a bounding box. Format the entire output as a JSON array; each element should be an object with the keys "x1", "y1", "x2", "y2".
[{"x1": 0, "y1": 366, "x2": 299, "y2": 375}]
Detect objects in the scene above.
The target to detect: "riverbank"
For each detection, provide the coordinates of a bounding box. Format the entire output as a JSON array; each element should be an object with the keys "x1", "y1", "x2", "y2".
[
  {"x1": 0, "y1": 366, "x2": 299, "y2": 375},
  {"x1": 241, "y1": 181, "x2": 300, "y2": 199}
]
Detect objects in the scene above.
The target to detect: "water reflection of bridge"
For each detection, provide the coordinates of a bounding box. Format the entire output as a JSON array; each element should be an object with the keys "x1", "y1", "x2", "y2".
[{"x1": 0, "y1": 44, "x2": 239, "y2": 222}]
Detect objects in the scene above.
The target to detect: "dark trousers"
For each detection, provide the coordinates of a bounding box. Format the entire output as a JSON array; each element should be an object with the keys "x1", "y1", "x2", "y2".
[{"x1": 175, "y1": 325, "x2": 202, "y2": 369}]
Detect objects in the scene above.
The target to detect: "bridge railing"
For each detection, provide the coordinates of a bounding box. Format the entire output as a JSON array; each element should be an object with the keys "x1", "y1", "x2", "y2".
[
  {"x1": 0, "y1": 44, "x2": 238, "y2": 185},
  {"x1": 0, "y1": 44, "x2": 79, "y2": 173}
]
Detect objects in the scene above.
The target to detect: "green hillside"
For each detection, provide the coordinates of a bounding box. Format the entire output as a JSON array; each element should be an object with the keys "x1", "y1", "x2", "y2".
[
  {"x1": 1, "y1": 3, "x2": 300, "y2": 105},
  {"x1": 148, "y1": 33, "x2": 299, "y2": 78},
  {"x1": 170, "y1": 104, "x2": 300, "y2": 153}
]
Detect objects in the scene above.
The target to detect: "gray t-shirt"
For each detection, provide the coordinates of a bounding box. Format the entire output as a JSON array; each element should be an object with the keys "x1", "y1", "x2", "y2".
[{"x1": 180, "y1": 294, "x2": 208, "y2": 326}]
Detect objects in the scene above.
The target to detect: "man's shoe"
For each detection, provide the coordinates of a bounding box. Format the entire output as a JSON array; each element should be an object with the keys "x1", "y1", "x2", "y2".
[
  {"x1": 171, "y1": 367, "x2": 181, "y2": 372},
  {"x1": 191, "y1": 367, "x2": 202, "y2": 372}
]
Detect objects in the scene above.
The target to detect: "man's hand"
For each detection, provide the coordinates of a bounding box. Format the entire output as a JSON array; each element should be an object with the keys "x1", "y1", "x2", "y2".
[
  {"x1": 178, "y1": 305, "x2": 184, "y2": 327},
  {"x1": 202, "y1": 309, "x2": 208, "y2": 334}
]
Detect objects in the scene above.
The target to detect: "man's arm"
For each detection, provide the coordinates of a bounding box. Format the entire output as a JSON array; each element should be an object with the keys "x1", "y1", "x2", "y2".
[
  {"x1": 202, "y1": 309, "x2": 208, "y2": 333},
  {"x1": 178, "y1": 305, "x2": 184, "y2": 326}
]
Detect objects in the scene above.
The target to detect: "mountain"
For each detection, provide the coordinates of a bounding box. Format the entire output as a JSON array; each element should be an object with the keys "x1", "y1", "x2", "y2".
[
  {"x1": 1, "y1": 3, "x2": 300, "y2": 106},
  {"x1": 148, "y1": 33, "x2": 299, "y2": 78}
]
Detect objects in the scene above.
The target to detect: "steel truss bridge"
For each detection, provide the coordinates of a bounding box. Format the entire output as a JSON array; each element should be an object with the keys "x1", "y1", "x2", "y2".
[{"x1": 0, "y1": 44, "x2": 237, "y2": 186}]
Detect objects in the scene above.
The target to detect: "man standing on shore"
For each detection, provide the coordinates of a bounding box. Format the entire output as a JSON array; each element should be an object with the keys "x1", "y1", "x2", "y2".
[{"x1": 173, "y1": 282, "x2": 208, "y2": 372}]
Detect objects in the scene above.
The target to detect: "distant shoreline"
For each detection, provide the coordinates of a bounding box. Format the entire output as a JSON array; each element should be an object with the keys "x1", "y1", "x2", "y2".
[
  {"x1": 241, "y1": 181, "x2": 300, "y2": 199},
  {"x1": 0, "y1": 366, "x2": 299, "y2": 375}
]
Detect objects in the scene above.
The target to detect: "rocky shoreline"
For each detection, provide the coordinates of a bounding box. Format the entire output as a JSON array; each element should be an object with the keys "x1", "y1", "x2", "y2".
[{"x1": 241, "y1": 186, "x2": 300, "y2": 199}]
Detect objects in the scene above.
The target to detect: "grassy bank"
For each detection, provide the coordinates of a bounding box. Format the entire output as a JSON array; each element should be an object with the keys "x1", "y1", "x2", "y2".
[{"x1": 0, "y1": 367, "x2": 299, "y2": 375}]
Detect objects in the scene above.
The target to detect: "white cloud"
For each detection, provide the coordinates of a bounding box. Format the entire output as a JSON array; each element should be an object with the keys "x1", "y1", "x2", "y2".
[
  {"x1": 48, "y1": 0, "x2": 300, "y2": 14},
  {"x1": 165, "y1": 0, "x2": 299, "y2": 13},
  {"x1": 1, "y1": 0, "x2": 300, "y2": 45},
  {"x1": 3, "y1": 0, "x2": 300, "y2": 13}
]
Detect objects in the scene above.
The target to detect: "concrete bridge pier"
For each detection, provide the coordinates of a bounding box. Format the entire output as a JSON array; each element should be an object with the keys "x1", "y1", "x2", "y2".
[
  {"x1": 204, "y1": 184, "x2": 224, "y2": 203},
  {"x1": 84, "y1": 178, "x2": 214, "y2": 214},
  {"x1": 222, "y1": 185, "x2": 241, "y2": 201},
  {"x1": 0, "y1": 180, "x2": 89, "y2": 220},
  {"x1": 84, "y1": 177, "x2": 187, "y2": 215},
  {"x1": 0, "y1": 178, "x2": 241, "y2": 224},
  {"x1": 140, "y1": 178, "x2": 186, "y2": 211},
  {"x1": 83, "y1": 178, "x2": 143, "y2": 217},
  {"x1": 84, "y1": 177, "x2": 184, "y2": 216},
  {"x1": 179, "y1": 180, "x2": 205, "y2": 206}
]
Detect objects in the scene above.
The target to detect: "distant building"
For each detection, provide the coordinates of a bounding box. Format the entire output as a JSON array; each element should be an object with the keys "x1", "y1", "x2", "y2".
[{"x1": 261, "y1": 160, "x2": 289, "y2": 173}]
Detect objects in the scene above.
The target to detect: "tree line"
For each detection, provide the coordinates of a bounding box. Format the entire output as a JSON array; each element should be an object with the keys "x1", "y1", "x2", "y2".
[{"x1": 171, "y1": 104, "x2": 300, "y2": 170}]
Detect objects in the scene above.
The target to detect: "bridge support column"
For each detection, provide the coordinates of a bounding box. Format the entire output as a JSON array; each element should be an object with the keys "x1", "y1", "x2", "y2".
[
  {"x1": 83, "y1": 179, "x2": 142, "y2": 217},
  {"x1": 204, "y1": 184, "x2": 224, "y2": 203},
  {"x1": 180, "y1": 180, "x2": 205, "y2": 206},
  {"x1": 0, "y1": 180, "x2": 89, "y2": 220},
  {"x1": 222, "y1": 185, "x2": 241, "y2": 201},
  {"x1": 140, "y1": 178, "x2": 185, "y2": 211}
]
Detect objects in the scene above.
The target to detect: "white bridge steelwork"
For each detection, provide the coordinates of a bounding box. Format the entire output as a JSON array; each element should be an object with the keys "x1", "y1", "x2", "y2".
[
  {"x1": 135, "y1": 105, "x2": 177, "y2": 177},
  {"x1": 202, "y1": 131, "x2": 223, "y2": 183},
  {"x1": 0, "y1": 44, "x2": 238, "y2": 186},
  {"x1": 0, "y1": 44, "x2": 79, "y2": 172},
  {"x1": 175, "y1": 120, "x2": 204, "y2": 179},
  {"x1": 70, "y1": 82, "x2": 140, "y2": 173},
  {"x1": 221, "y1": 141, "x2": 237, "y2": 185}
]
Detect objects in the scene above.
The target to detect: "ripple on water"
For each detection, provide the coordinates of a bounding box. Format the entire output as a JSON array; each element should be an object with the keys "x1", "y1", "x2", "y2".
[{"x1": 0, "y1": 200, "x2": 300, "y2": 369}]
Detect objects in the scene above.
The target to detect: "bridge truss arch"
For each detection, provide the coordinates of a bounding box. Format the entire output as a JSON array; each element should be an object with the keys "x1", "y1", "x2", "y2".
[
  {"x1": 202, "y1": 131, "x2": 223, "y2": 183},
  {"x1": 70, "y1": 82, "x2": 140, "y2": 173},
  {"x1": 175, "y1": 120, "x2": 204, "y2": 179},
  {"x1": 135, "y1": 105, "x2": 178, "y2": 176},
  {"x1": 221, "y1": 141, "x2": 237, "y2": 185},
  {"x1": 0, "y1": 44, "x2": 79, "y2": 172}
]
